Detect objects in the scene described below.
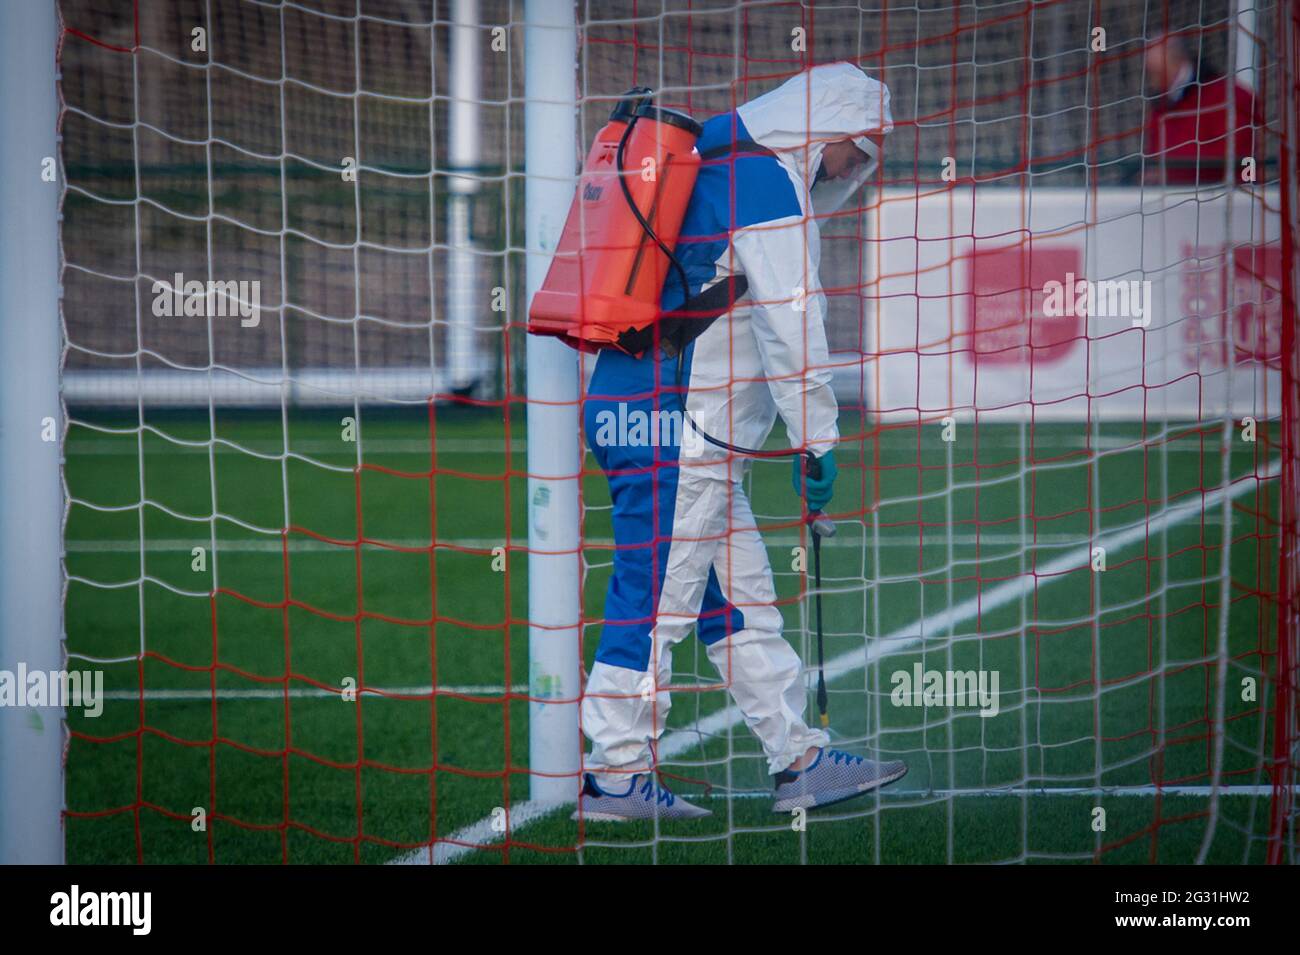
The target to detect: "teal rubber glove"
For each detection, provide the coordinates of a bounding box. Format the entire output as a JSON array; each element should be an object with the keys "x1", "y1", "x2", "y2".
[{"x1": 792, "y1": 451, "x2": 837, "y2": 512}]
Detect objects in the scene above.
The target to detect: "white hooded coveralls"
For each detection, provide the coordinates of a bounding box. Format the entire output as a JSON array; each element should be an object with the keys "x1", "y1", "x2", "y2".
[{"x1": 580, "y1": 62, "x2": 894, "y2": 785}]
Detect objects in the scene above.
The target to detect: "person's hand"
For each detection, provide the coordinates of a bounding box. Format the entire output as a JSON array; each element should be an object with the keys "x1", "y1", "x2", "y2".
[{"x1": 792, "y1": 451, "x2": 837, "y2": 512}]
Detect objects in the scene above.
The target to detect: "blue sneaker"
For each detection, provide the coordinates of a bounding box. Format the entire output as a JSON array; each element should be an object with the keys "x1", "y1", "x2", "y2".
[
  {"x1": 572, "y1": 772, "x2": 712, "y2": 822},
  {"x1": 772, "y1": 748, "x2": 907, "y2": 812}
]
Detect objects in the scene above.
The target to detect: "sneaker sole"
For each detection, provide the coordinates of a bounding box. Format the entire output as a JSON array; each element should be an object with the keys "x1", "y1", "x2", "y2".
[
  {"x1": 570, "y1": 808, "x2": 714, "y2": 823},
  {"x1": 570, "y1": 809, "x2": 634, "y2": 823},
  {"x1": 771, "y1": 763, "x2": 909, "y2": 813}
]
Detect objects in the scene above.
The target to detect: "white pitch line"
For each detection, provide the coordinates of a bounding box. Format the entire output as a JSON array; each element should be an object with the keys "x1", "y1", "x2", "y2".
[
  {"x1": 390, "y1": 460, "x2": 1282, "y2": 865},
  {"x1": 913, "y1": 785, "x2": 1292, "y2": 797},
  {"x1": 386, "y1": 799, "x2": 564, "y2": 865},
  {"x1": 680, "y1": 784, "x2": 1292, "y2": 799},
  {"x1": 101, "y1": 684, "x2": 524, "y2": 701},
  {"x1": 67, "y1": 437, "x2": 520, "y2": 456},
  {"x1": 65, "y1": 537, "x2": 527, "y2": 553},
  {"x1": 63, "y1": 525, "x2": 1221, "y2": 555},
  {"x1": 65, "y1": 433, "x2": 1231, "y2": 456}
]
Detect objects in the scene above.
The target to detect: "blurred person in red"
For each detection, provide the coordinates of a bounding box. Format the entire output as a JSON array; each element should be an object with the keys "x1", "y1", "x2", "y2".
[{"x1": 1143, "y1": 30, "x2": 1260, "y2": 186}]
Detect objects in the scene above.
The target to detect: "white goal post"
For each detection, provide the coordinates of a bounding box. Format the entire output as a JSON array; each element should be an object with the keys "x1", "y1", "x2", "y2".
[
  {"x1": 523, "y1": 0, "x2": 582, "y2": 805},
  {"x1": 0, "y1": 0, "x2": 65, "y2": 865}
]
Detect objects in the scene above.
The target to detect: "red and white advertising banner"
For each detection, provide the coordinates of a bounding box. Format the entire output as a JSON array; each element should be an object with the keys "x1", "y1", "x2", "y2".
[{"x1": 862, "y1": 186, "x2": 1284, "y2": 421}]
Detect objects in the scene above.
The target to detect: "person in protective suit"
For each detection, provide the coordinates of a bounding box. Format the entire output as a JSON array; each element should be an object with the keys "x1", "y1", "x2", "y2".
[{"x1": 577, "y1": 62, "x2": 907, "y2": 821}]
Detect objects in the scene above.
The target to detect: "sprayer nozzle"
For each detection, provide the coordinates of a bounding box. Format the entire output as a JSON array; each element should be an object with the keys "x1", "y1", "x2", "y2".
[{"x1": 809, "y1": 512, "x2": 837, "y2": 539}]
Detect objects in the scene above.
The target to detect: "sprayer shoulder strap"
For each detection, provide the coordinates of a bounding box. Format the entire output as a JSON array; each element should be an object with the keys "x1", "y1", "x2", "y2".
[
  {"x1": 697, "y1": 139, "x2": 778, "y2": 161},
  {"x1": 615, "y1": 274, "x2": 750, "y2": 359}
]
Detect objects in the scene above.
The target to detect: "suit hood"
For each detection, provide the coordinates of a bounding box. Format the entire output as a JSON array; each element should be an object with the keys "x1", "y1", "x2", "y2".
[{"x1": 736, "y1": 62, "x2": 893, "y2": 216}]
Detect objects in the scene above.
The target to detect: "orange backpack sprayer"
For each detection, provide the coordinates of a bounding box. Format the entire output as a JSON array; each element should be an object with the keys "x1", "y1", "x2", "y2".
[
  {"x1": 527, "y1": 89, "x2": 702, "y2": 354},
  {"x1": 525, "y1": 87, "x2": 829, "y2": 462}
]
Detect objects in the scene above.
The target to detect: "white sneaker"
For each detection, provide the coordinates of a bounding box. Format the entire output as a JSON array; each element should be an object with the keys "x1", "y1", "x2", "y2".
[
  {"x1": 772, "y1": 748, "x2": 907, "y2": 812},
  {"x1": 572, "y1": 772, "x2": 712, "y2": 822}
]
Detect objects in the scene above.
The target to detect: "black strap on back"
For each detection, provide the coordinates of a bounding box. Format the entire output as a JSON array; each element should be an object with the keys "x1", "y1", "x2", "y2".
[
  {"x1": 697, "y1": 138, "x2": 778, "y2": 162},
  {"x1": 616, "y1": 274, "x2": 750, "y2": 358}
]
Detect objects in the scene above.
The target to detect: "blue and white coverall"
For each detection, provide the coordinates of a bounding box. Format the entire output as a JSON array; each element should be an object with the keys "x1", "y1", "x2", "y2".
[{"x1": 580, "y1": 63, "x2": 894, "y2": 782}]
